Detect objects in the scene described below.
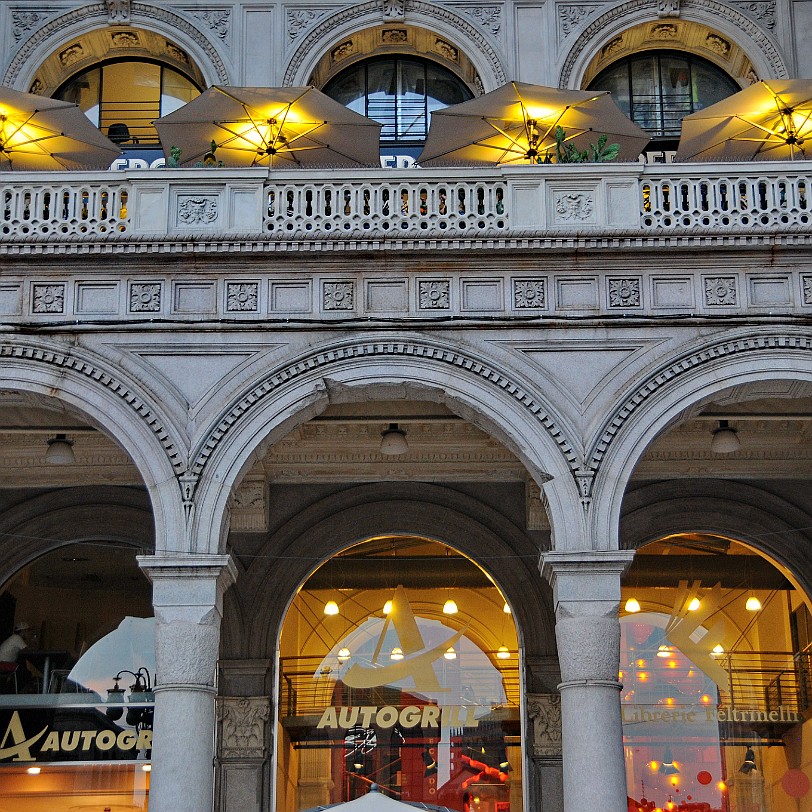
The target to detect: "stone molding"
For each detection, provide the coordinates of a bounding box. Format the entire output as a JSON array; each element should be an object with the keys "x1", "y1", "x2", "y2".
[
  {"x1": 558, "y1": 0, "x2": 788, "y2": 87},
  {"x1": 585, "y1": 331, "x2": 812, "y2": 495},
  {"x1": 0, "y1": 338, "x2": 184, "y2": 473},
  {"x1": 527, "y1": 693, "x2": 562, "y2": 757},
  {"x1": 3, "y1": 2, "x2": 229, "y2": 88},
  {"x1": 218, "y1": 697, "x2": 271, "y2": 759},
  {"x1": 283, "y1": 0, "x2": 506, "y2": 87}
]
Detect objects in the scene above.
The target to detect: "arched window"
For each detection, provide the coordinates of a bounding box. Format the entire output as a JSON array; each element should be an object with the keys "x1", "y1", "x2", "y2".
[
  {"x1": 323, "y1": 56, "x2": 474, "y2": 150},
  {"x1": 588, "y1": 51, "x2": 740, "y2": 139},
  {"x1": 54, "y1": 60, "x2": 201, "y2": 146}
]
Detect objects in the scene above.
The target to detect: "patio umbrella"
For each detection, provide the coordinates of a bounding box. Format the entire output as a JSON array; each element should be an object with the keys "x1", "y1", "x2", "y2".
[
  {"x1": 153, "y1": 85, "x2": 382, "y2": 168},
  {"x1": 303, "y1": 783, "x2": 455, "y2": 811},
  {"x1": 417, "y1": 81, "x2": 649, "y2": 166},
  {"x1": 676, "y1": 79, "x2": 812, "y2": 161},
  {"x1": 0, "y1": 86, "x2": 122, "y2": 170}
]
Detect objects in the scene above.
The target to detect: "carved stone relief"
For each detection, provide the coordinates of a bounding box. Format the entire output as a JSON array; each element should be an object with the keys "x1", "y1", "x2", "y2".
[
  {"x1": 287, "y1": 9, "x2": 322, "y2": 41},
  {"x1": 219, "y1": 697, "x2": 270, "y2": 759},
  {"x1": 32, "y1": 284, "x2": 65, "y2": 314},
  {"x1": 111, "y1": 31, "x2": 140, "y2": 48},
  {"x1": 527, "y1": 693, "x2": 562, "y2": 757},
  {"x1": 434, "y1": 38, "x2": 459, "y2": 61},
  {"x1": 381, "y1": 29, "x2": 408, "y2": 43},
  {"x1": 165, "y1": 41, "x2": 190, "y2": 64},
  {"x1": 704, "y1": 277, "x2": 737, "y2": 306},
  {"x1": 733, "y1": 0, "x2": 776, "y2": 29},
  {"x1": 608, "y1": 278, "x2": 641, "y2": 308},
  {"x1": 649, "y1": 22, "x2": 678, "y2": 39},
  {"x1": 705, "y1": 33, "x2": 731, "y2": 56},
  {"x1": 59, "y1": 43, "x2": 85, "y2": 67},
  {"x1": 106, "y1": 0, "x2": 131, "y2": 24},
  {"x1": 554, "y1": 193, "x2": 594, "y2": 221},
  {"x1": 657, "y1": 0, "x2": 681, "y2": 17},
  {"x1": 323, "y1": 281, "x2": 354, "y2": 310},
  {"x1": 177, "y1": 196, "x2": 219, "y2": 226},
  {"x1": 331, "y1": 40, "x2": 355, "y2": 62},
  {"x1": 382, "y1": 0, "x2": 406, "y2": 20},
  {"x1": 558, "y1": 5, "x2": 600, "y2": 39},
  {"x1": 231, "y1": 479, "x2": 268, "y2": 531},
  {"x1": 192, "y1": 9, "x2": 231, "y2": 42},
  {"x1": 419, "y1": 280, "x2": 450, "y2": 309},
  {"x1": 466, "y1": 6, "x2": 502, "y2": 36},
  {"x1": 601, "y1": 35, "x2": 624, "y2": 56},
  {"x1": 129, "y1": 283, "x2": 162, "y2": 313},
  {"x1": 226, "y1": 283, "x2": 259, "y2": 313},
  {"x1": 11, "y1": 11, "x2": 48, "y2": 43},
  {"x1": 514, "y1": 279, "x2": 546, "y2": 309},
  {"x1": 803, "y1": 276, "x2": 812, "y2": 306}
]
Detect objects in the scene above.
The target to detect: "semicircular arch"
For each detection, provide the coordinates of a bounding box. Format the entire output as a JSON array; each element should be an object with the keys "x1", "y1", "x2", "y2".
[
  {"x1": 558, "y1": 0, "x2": 788, "y2": 89},
  {"x1": 588, "y1": 328, "x2": 812, "y2": 550},
  {"x1": 228, "y1": 482, "x2": 553, "y2": 660},
  {"x1": 283, "y1": 0, "x2": 506, "y2": 90},
  {"x1": 188, "y1": 334, "x2": 586, "y2": 557},
  {"x1": 4, "y1": 2, "x2": 230, "y2": 93}
]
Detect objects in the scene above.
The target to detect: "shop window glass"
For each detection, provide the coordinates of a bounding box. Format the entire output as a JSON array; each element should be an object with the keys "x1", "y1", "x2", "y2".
[
  {"x1": 588, "y1": 51, "x2": 740, "y2": 138},
  {"x1": 323, "y1": 57, "x2": 473, "y2": 150},
  {"x1": 620, "y1": 535, "x2": 812, "y2": 812},
  {"x1": 277, "y1": 538, "x2": 521, "y2": 812},
  {"x1": 55, "y1": 60, "x2": 200, "y2": 146},
  {"x1": 0, "y1": 543, "x2": 154, "y2": 811}
]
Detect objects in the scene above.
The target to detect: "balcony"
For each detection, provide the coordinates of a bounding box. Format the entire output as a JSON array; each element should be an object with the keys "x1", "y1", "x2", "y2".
[{"x1": 1, "y1": 162, "x2": 811, "y2": 247}]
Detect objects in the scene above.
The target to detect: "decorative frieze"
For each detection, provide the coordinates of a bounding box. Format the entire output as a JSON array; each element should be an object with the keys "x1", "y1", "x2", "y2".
[
  {"x1": 32, "y1": 284, "x2": 65, "y2": 314},
  {"x1": 59, "y1": 43, "x2": 84, "y2": 67},
  {"x1": 527, "y1": 693, "x2": 562, "y2": 757},
  {"x1": 130, "y1": 283, "x2": 162, "y2": 313},
  {"x1": 419, "y1": 280, "x2": 450, "y2": 309},
  {"x1": 111, "y1": 30, "x2": 140, "y2": 47},
  {"x1": 231, "y1": 479, "x2": 268, "y2": 532},
  {"x1": 219, "y1": 697, "x2": 270, "y2": 759},
  {"x1": 705, "y1": 33, "x2": 731, "y2": 56},
  {"x1": 554, "y1": 192, "x2": 594, "y2": 221},
  {"x1": 704, "y1": 277, "x2": 737, "y2": 306}
]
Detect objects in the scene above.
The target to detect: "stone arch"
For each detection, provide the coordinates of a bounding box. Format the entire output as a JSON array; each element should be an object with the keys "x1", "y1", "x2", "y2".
[
  {"x1": 283, "y1": 0, "x2": 506, "y2": 90},
  {"x1": 231, "y1": 482, "x2": 553, "y2": 660},
  {"x1": 0, "y1": 486, "x2": 153, "y2": 587},
  {"x1": 0, "y1": 336, "x2": 188, "y2": 552},
  {"x1": 587, "y1": 327, "x2": 812, "y2": 550},
  {"x1": 621, "y1": 480, "x2": 812, "y2": 598},
  {"x1": 558, "y1": 0, "x2": 788, "y2": 90},
  {"x1": 3, "y1": 2, "x2": 230, "y2": 94},
  {"x1": 188, "y1": 334, "x2": 587, "y2": 557}
]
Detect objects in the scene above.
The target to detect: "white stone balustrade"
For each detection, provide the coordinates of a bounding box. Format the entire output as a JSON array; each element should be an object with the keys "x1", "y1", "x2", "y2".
[{"x1": 2, "y1": 162, "x2": 812, "y2": 243}]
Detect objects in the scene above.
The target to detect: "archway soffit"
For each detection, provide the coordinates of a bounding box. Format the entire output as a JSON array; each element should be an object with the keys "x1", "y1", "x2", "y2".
[
  {"x1": 283, "y1": 0, "x2": 507, "y2": 87},
  {"x1": 3, "y1": 2, "x2": 229, "y2": 89},
  {"x1": 558, "y1": 0, "x2": 788, "y2": 88}
]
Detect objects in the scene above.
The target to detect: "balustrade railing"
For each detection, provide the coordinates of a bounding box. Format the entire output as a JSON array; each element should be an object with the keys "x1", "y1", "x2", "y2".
[{"x1": 1, "y1": 163, "x2": 812, "y2": 242}]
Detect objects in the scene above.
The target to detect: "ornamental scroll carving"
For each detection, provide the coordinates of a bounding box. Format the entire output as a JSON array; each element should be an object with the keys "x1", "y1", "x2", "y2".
[
  {"x1": 219, "y1": 697, "x2": 270, "y2": 759},
  {"x1": 554, "y1": 193, "x2": 594, "y2": 221},
  {"x1": 177, "y1": 196, "x2": 218, "y2": 225},
  {"x1": 527, "y1": 693, "x2": 562, "y2": 757}
]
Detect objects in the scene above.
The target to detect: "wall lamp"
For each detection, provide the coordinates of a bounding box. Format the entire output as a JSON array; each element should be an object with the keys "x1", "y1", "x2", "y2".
[{"x1": 106, "y1": 668, "x2": 154, "y2": 730}]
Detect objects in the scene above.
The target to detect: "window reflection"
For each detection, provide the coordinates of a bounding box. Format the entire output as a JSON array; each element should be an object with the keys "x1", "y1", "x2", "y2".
[
  {"x1": 55, "y1": 60, "x2": 200, "y2": 146},
  {"x1": 588, "y1": 51, "x2": 740, "y2": 138}
]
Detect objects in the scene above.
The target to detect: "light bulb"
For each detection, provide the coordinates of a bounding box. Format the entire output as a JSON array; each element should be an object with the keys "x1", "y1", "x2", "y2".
[
  {"x1": 443, "y1": 599, "x2": 458, "y2": 615},
  {"x1": 390, "y1": 647, "x2": 403, "y2": 660},
  {"x1": 26, "y1": 767, "x2": 41, "y2": 775},
  {"x1": 503, "y1": 602, "x2": 511, "y2": 614},
  {"x1": 745, "y1": 596, "x2": 762, "y2": 611},
  {"x1": 338, "y1": 647, "x2": 351, "y2": 662},
  {"x1": 324, "y1": 600, "x2": 339, "y2": 616},
  {"x1": 497, "y1": 646, "x2": 510, "y2": 659},
  {"x1": 383, "y1": 600, "x2": 393, "y2": 614},
  {"x1": 624, "y1": 597, "x2": 641, "y2": 613},
  {"x1": 688, "y1": 597, "x2": 701, "y2": 611},
  {"x1": 444, "y1": 647, "x2": 457, "y2": 660},
  {"x1": 712, "y1": 643, "x2": 725, "y2": 655},
  {"x1": 657, "y1": 645, "x2": 672, "y2": 658}
]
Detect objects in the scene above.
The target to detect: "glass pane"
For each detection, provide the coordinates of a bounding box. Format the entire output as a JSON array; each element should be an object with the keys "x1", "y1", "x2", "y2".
[
  {"x1": 100, "y1": 62, "x2": 161, "y2": 145},
  {"x1": 621, "y1": 535, "x2": 812, "y2": 812},
  {"x1": 658, "y1": 55, "x2": 693, "y2": 137},
  {"x1": 57, "y1": 68, "x2": 101, "y2": 126},
  {"x1": 276, "y1": 538, "x2": 522, "y2": 812},
  {"x1": 630, "y1": 55, "x2": 663, "y2": 136},
  {"x1": 160, "y1": 67, "x2": 199, "y2": 116}
]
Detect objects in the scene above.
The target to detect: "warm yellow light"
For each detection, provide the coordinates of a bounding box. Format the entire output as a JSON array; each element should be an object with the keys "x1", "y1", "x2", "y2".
[
  {"x1": 700, "y1": 694, "x2": 712, "y2": 704},
  {"x1": 649, "y1": 760, "x2": 659, "y2": 772},
  {"x1": 383, "y1": 600, "x2": 393, "y2": 615},
  {"x1": 497, "y1": 646, "x2": 511, "y2": 659},
  {"x1": 443, "y1": 599, "x2": 458, "y2": 615},
  {"x1": 664, "y1": 697, "x2": 675, "y2": 706},
  {"x1": 26, "y1": 767, "x2": 40, "y2": 775},
  {"x1": 668, "y1": 660, "x2": 677, "y2": 668},
  {"x1": 636, "y1": 658, "x2": 646, "y2": 668},
  {"x1": 638, "y1": 672, "x2": 648, "y2": 681},
  {"x1": 712, "y1": 643, "x2": 725, "y2": 655},
  {"x1": 390, "y1": 647, "x2": 404, "y2": 660},
  {"x1": 444, "y1": 647, "x2": 457, "y2": 660},
  {"x1": 624, "y1": 597, "x2": 641, "y2": 613},
  {"x1": 746, "y1": 596, "x2": 762, "y2": 611},
  {"x1": 338, "y1": 647, "x2": 351, "y2": 662},
  {"x1": 142, "y1": 764, "x2": 152, "y2": 772},
  {"x1": 717, "y1": 781, "x2": 727, "y2": 791},
  {"x1": 688, "y1": 597, "x2": 701, "y2": 611},
  {"x1": 503, "y1": 602, "x2": 511, "y2": 614},
  {"x1": 323, "y1": 600, "x2": 339, "y2": 616},
  {"x1": 657, "y1": 645, "x2": 672, "y2": 658}
]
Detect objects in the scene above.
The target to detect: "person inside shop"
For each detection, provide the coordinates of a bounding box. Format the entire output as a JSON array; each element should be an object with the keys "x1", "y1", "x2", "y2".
[{"x1": 0, "y1": 622, "x2": 33, "y2": 691}]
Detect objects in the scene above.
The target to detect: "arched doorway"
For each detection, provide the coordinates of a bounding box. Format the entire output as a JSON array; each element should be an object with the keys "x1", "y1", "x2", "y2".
[
  {"x1": 620, "y1": 534, "x2": 812, "y2": 812},
  {"x1": 276, "y1": 536, "x2": 523, "y2": 812}
]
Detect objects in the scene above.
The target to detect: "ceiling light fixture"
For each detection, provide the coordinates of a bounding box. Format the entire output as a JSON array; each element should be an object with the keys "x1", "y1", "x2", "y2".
[
  {"x1": 711, "y1": 420, "x2": 741, "y2": 454},
  {"x1": 324, "y1": 600, "x2": 339, "y2": 616},
  {"x1": 497, "y1": 646, "x2": 511, "y2": 660},
  {"x1": 503, "y1": 602, "x2": 511, "y2": 614},
  {"x1": 45, "y1": 434, "x2": 76, "y2": 465},
  {"x1": 380, "y1": 423, "x2": 408, "y2": 456},
  {"x1": 624, "y1": 597, "x2": 641, "y2": 613},
  {"x1": 688, "y1": 597, "x2": 702, "y2": 611},
  {"x1": 444, "y1": 647, "x2": 457, "y2": 660},
  {"x1": 390, "y1": 647, "x2": 404, "y2": 661},
  {"x1": 337, "y1": 647, "x2": 351, "y2": 662},
  {"x1": 739, "y1": 747, "x2": 757, "y2": 774},
  {"x1": 745, "y1": 596, "x2": 762, "y2": 611},
  {"x1": 383, "y1": 600, "x2": 393, "y2": 615},
  {"x1": 443, "y1": 598, "x2": 458, "y2": 615}
]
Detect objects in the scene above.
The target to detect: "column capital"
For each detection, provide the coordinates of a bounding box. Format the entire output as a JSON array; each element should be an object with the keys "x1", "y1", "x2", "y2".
[{"x1": 541, "y1": 550, "x2": 634, "y2": 613}]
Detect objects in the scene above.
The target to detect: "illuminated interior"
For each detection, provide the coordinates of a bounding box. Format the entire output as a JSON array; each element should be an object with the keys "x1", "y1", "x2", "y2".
[
  {"x1": 0, "y1": 543, "x2": 154, "y2": 810},
  {"x1": 620, "y1": 534, "x2": 812, "y2": 812},
  {"x1": 276, "y1": 536, "x2": 521, "y2": 812}
]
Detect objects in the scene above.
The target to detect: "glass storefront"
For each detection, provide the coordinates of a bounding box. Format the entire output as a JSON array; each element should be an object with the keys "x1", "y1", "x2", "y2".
[
  {"x1": 277, "y1": 537, "x2": 522, "y2": 812},
  {"x1": 0, "y1": 543, "x2": 154, "y2": 811},
  {"x1": 621, "y1": 535, "x2": 812, "y2": 812}
]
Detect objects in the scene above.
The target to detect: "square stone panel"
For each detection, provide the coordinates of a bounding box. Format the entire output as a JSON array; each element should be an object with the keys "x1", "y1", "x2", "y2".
[
  {"x1": 270, "y1": 281, "x2": 312, "y2": 313},
  {"x1": 75, "y1": 282, "x2": 119, "y2": 315},
  {"x1": 747, "y1": 275, "x2": 792, "y2": 306},
  {"x1": 173, "y1": 281, "x2": 217, "y2": 314},
  {"x1": 651, "y1": 277, "x2": 694, "y2": 309},
  {"x1": 555, "y1": 277, "x2": 599, "y2": 310},
  {"x1": 366, "y1": 280, "x2": 408, "y2": 312},
  {"x1": 0, "y1": 285, "x2": 22, "y2": 316},
  {"x1": 461, "y1": 279, "x2": 503, "y2": 311}
]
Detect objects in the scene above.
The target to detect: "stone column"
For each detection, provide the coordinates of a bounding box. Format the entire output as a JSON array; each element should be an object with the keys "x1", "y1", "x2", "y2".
[
  {"x1": 139, "y1": 554, "x2": 237, "y2": 812},
  {"x1": 541, "y1": 551, "x2": 634, "y2": 812}
]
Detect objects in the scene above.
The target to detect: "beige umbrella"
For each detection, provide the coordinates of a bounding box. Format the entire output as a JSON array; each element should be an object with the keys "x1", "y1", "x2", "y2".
[
  {"x1": 676, "y1": 79, "x2": 812, "y2": 161},
  {"x1": 417, "y1": 81, "x2": 649, "y2": 166},
  {"x1": 153, "y1": 86, "x2": 382, "y2": 168},
  {"x1": 0, "y1": 86, "x2": 121, "y2": 170}
]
